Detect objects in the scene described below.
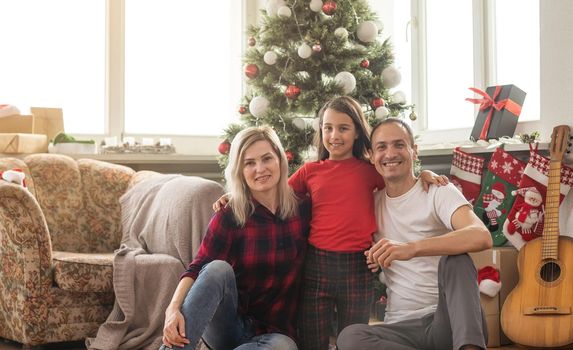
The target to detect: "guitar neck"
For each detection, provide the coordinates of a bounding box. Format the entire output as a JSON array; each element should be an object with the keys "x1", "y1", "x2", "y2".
[{"x1": 543, "y1": 159, "x2": 562, "y2": 260}]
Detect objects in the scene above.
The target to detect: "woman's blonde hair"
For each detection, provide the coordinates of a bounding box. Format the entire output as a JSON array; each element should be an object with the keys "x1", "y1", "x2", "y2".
[{"x1": 224, "y1": 125, "x2": 298, "y2": 226}]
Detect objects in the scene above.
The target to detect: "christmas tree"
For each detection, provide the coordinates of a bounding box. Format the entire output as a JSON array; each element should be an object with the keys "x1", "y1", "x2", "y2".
[{"x1": 218, "y1": 0, "x2": 414, "y2": 172}]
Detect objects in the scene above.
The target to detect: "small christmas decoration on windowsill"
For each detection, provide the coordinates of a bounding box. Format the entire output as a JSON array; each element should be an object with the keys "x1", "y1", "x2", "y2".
[{"x1": 100, "y1": 137, "x2": 175, "y2": 154}]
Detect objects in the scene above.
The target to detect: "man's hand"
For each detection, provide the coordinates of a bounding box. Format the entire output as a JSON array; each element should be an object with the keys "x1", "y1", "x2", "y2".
[
  {"x1": 364, "y1": 249, "x2": 380, "y2": 273},
  {"x1": 162, "y1": 305, "x2": 190, "y2": 348},
  {"x1": 368, "y1": 239, "x2": 416, "y2": 268}
]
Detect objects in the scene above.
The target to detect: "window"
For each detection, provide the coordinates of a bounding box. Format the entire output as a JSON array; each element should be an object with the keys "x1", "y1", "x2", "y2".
[
  {"x1": 0, "y1": 0, "x2": 243, "y2": 149},
  {"x1": 0, "y1": 0, "x2": 106, "y2": 134},
  {"x1": 375, "y1": 0, "x2": 540, "y2": 144},
  {"x1": 124, "y1": 0, "x2": 242, "y2": 136}
]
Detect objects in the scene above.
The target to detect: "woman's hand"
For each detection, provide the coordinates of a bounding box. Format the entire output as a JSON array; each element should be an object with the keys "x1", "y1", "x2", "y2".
[
  {"x1": 420, "y1": 170, "x2": 448, "y2": 192},
  {"x1": 212, "y1": 193, "x2": 230, "y2": 212},
  {"x1": 162, "y1": 305, "x2": 190, "y2": 348}
]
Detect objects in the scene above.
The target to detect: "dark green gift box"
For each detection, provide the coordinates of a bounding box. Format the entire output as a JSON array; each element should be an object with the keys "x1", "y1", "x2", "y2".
[{"x1": 467, "y1": 84, "x2": 526, "y2": 141}]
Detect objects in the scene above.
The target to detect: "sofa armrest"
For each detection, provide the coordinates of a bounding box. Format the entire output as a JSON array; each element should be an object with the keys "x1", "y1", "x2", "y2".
[{"x1": 0, "y1": 182, "x2": 53, "y2": 340}]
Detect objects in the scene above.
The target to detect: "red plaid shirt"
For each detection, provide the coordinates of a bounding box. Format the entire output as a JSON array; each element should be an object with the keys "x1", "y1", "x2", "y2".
[{"x1": 181, "y1": 199, "x2": 311, "y2": 340}]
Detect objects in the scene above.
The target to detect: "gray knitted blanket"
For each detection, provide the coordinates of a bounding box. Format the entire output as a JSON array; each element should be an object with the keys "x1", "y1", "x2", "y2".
[{"x1": 86, "y1": 175, "x2": 224, "y2": 350}]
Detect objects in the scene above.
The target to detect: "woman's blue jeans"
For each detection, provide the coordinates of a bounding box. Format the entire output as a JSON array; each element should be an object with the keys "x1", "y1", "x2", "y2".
[{"x1": 160, "y1": 260, "x2": 297, "y2": 350}]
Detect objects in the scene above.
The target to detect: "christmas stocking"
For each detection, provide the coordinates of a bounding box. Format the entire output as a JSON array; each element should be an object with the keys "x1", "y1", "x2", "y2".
[
  {"x1": 478, "y1": 266, "x2": 501, "y2": 297},
  {"x1": 474, "y1": 147, "x2": 526, "y2": 246},
  {"x1": 503, "y1": 147, "x2": 573, "y2": 250},
  {"x1": 449, "y1": 147, "x2": 485, "y2": 205}
]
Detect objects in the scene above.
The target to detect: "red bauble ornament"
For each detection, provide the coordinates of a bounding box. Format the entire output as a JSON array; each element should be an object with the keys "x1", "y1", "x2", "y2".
[
  {"x1": 244, "y1": 64, "x2": 260, "y2": 79},
  {"x1": 285, "y1": 85, "x2": 301, "y2": 99},
  {"x1": 360, "y1": 59, "x2": 370, "y2": 68},
  {"x1": 248, "y1": 37, "x2": 256, "y2": 47},
  {"x1": 218, "y1": 141, "x2": 231, "y2": 155},
  {"x1": 238, "y1": 105, "x2": 247, "y2": 114},
  {"x1": 322, "y1": 1, "x2": 337, "y2": 15},
  {"x1": 312, "y1": 43, "x2": 322, "y2": 53},
  {"x1": 285, "y1": 150, "x2": 294, "y2": 163},
  {"x1": 371, "y1": 97, "x2": 385, "y2": 109}
]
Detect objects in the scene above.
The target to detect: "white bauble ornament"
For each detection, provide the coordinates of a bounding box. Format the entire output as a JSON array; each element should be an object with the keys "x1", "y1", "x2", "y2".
[
  {"x1": 357, "y1": 21, "x2": 378, "y2": 43},
  {"x1": 263, "y1": 51, "x2": 278, "y2": 65},
  {"x1": 293, "y1": 117, "x2": 313, "y2": 130},
  {"x1": 381, "y1": 66, "x2": 402, "y2": 88},
  {"x1": 249, "y1": 96, "x2": 270, "y2": 118},
  {"x1": 266, "y1": 0, "x2": 285, "y2": 16},
  {"x1": 309, "y1": 0, "x2": 323, "y2": 12},
  {"x1": 334, "y1": 27, "x2": 348, "y2": 39},
  {"x1": 391, "y1": 91, "x2": 407, "y2": 104},
  {"x1": 312, "y1": 118, "x2": 320, "y2": 131},
  {"x1": 375, "y1": 106, "x2": 390, "y2": 119},
  {"x1": 334, "y1": 71, "x2": 356, "y2": 94},
  {"x1": 298, "y1": 43, "x2": 312, "y2": 59},
  {"x1": 277, "y1": 6, "x2": 292, "y2": 18}
]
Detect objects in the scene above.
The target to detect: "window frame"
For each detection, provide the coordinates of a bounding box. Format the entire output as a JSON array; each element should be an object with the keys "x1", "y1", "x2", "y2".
[
  {"x1": 409, "y1": 0, "x2": 540, "y2": 146},
  {"x1": 92, "y1": 0, "x2": 248, "y2": 156}
]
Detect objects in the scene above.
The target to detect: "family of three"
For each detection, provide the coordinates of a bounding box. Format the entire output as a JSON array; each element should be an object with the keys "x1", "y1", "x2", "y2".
[{"x1": 160, "y1": 96, "x2": 492, "y2": 350}]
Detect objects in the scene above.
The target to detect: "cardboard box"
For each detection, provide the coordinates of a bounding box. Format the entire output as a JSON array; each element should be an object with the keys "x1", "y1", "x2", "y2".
[
  {"x1": 0, "y1": 114, "x2": 35, "y2": 133},
  {"x1": 470, "y1": 247, "x2": 519, "y2": 347},
  {"x1": 0, "y1": 108, "x2": 64, "y2": 141},
  {"x1": 469, "y1": 84, "x2": 526, "y2": 141},
  {"x1": 30, "y1": 107, "x2": 65, "y2": 141},
  {"x1": 0, "y1": 133, "x2": 48, "y2": 154}
]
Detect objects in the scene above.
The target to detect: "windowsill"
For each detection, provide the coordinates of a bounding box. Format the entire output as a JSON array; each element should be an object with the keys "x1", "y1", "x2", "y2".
[
  {"x1": 74, "y1": 153, "x2": 219, "y2": 164},
  {"x1": 418, "y1": 141, "x2": 549, "y2": 157}
]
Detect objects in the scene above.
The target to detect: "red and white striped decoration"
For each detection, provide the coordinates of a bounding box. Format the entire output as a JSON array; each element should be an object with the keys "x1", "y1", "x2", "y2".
[{"x1": 450, "y1": 147, "x2": 485, "y2": 204}]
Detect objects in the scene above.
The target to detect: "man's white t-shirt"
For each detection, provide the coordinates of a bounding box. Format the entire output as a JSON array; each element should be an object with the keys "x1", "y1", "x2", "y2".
[{"x1": 374, "y1": 180, "x2": 469, "y2": 324}]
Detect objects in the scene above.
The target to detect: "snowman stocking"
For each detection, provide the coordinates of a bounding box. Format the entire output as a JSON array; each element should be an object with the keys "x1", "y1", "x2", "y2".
[
  {"x1": 474, "y1": 147, "x2": 526, "y2": 246},
  {"x1": 450, "y1": 147, "x2": 485, "y2": 205},
  {"x1": 503, "y1": 147, "x2": 573, "y2": 250}
]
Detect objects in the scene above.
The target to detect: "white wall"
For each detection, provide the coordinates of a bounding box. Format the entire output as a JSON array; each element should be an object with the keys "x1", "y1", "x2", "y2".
[{"x1": 540, "y1": 0, "x2": 573, "y2": 141}]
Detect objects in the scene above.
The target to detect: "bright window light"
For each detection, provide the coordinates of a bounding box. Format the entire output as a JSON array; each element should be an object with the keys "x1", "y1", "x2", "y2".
[
  {"x1": 0, "y1": 0, "x2": 105, "y2": 134},
  {"x1": 124, "y1": 0, "x2": 241, "y2": 136}
]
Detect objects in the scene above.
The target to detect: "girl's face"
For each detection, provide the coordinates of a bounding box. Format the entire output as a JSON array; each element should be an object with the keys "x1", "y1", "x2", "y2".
[
  {"x1": 321, "y1": 108, "x2": 358, "y2": 160},
  {"x1": 242, "y1": 140, "x2": 281, "y2": 199}
]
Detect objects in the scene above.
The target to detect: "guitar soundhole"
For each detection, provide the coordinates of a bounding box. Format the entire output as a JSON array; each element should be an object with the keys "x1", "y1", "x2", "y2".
[{"x1": 540, "y1": 261, "x2": 561, "y2": 283}]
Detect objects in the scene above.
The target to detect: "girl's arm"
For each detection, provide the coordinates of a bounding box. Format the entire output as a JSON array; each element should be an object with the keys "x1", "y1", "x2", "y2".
[
  {"x1": 419, "y1": 170, "x2": 448, "y2": 192},
  {"x1": 213, "y1": 193, "x2": 230, "y2": 211}
]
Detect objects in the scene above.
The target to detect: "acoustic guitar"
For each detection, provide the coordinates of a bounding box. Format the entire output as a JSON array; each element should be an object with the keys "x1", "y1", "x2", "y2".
[{"x1": 500, "y1": 125, "x2": 573, "y2": 347}]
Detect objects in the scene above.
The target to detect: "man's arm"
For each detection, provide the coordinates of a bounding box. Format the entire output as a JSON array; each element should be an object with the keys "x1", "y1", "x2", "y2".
[{"x1": 369, "y1": 205, "x2": 492, "y2": 268}]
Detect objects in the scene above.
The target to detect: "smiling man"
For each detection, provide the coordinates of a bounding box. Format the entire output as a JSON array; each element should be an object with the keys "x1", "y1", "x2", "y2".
[{"x1": 337, "y1": 118, "x2": 493, "y2": 350}]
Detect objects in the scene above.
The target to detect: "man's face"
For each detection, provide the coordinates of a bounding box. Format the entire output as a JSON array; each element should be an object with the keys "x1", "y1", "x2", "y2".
[{"x1": 370, "y1": 122, "x2": 418, "y2": 183}]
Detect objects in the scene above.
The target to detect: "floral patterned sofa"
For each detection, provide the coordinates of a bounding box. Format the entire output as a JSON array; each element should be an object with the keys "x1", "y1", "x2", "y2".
[{"x1": 0, "y1": 153, "x2": 162, "y2": 347}]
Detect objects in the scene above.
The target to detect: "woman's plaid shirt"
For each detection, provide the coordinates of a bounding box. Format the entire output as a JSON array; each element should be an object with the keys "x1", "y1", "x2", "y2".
[{"x1": 182, "y1": 198, "x2": 311, "y2": 339}]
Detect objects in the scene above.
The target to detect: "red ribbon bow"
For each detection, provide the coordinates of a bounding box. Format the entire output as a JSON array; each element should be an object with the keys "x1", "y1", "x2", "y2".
[{"x1": 466, "y1": 86, "x2": 522, "y2": 140}]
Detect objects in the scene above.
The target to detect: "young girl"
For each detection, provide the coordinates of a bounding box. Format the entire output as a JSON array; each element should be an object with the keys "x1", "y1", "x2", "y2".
[{"x1": 290, "y1": 96, "x2": 444, "y2": 350}]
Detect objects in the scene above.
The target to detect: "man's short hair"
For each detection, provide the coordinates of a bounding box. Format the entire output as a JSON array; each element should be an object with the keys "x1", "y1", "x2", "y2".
[{"x1": 370, "y1": 118, "x2": 415, "y2": 147}]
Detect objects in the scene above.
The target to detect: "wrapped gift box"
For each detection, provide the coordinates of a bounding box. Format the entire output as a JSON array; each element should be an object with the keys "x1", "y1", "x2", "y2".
[
  {"x1": 0, "y1": 133, "x2": 49, "y2": 154},
  {"x1": 0, "y1": 114, "x2": 35, "y2": 133},
  {"x1": 470, "y1": 247, "x2": 519, "y2": 347},
  {"x1": 468, "y1": 85, "x2": 526, "y2": 141},
  {"x1": 0, "y1": 108, "x2": 64, "y2": 141}
]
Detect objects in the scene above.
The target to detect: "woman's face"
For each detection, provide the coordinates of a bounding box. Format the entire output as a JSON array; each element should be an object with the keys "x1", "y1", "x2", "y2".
[{"x1": 242, "y1": 140, "x2": 281, "y2": 198}]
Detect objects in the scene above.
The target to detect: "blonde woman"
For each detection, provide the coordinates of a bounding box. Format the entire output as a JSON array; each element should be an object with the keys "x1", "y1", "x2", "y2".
[{"x1": 161, "y1": 126, "x2": 310, "y2": 350}]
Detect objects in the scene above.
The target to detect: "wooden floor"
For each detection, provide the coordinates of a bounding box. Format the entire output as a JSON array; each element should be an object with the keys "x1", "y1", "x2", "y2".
[{"x1": 1, "y1": 338, "x2": 565, "y2": 350}]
